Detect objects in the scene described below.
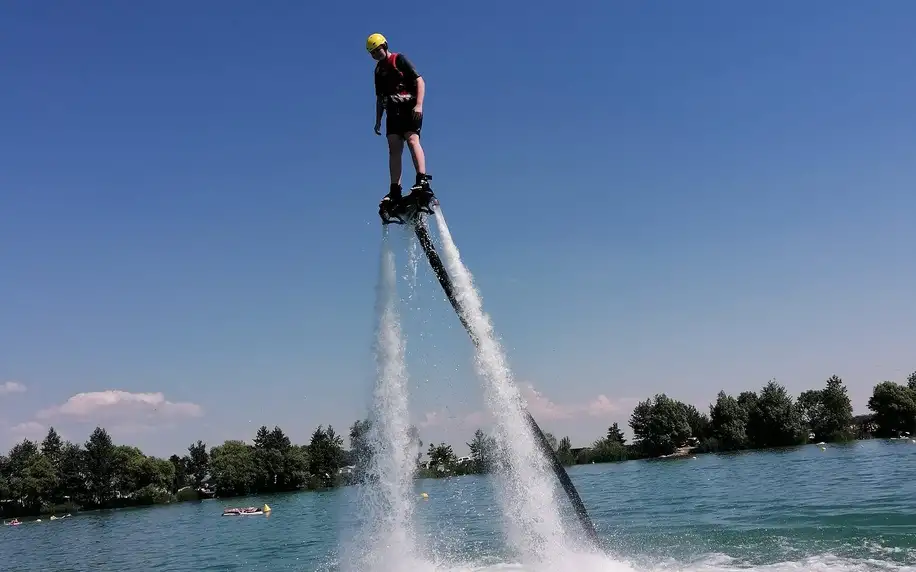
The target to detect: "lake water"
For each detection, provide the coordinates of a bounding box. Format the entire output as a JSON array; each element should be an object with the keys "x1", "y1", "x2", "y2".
[{"x1": 3, "y1": 439, "x2": 915, "y2": 571}]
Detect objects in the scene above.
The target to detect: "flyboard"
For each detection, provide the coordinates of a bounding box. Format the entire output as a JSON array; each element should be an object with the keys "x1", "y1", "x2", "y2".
[{"x1": 379, "y1": 185, "x2": 600, "y2": 546}]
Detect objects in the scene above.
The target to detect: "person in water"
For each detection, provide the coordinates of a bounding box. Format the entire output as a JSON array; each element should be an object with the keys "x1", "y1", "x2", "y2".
[{"x1": 367, "y1": 32, "x2": 433, "y2": 217}]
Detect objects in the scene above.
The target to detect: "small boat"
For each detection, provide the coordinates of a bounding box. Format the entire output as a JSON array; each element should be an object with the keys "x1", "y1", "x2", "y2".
[
  {"x1": 222, "y1": 504, "x2": 271, "y2": 516},
  {"x1": 5, "y1": 519, "x2": 21, "y2": 527}
]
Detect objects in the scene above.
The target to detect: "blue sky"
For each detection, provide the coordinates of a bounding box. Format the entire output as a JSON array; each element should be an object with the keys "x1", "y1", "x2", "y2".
[{"x1": 2, "y1": 1, "x2": 915, "y2": 458}]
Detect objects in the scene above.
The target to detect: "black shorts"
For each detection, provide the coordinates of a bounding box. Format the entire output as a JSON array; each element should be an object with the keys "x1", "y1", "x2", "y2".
[{"x1": 386, "y1": 102, "x2": 423, "y2": 138}]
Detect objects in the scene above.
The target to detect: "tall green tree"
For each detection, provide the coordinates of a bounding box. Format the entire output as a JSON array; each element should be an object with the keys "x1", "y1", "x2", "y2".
[
  {"x1": 709, "y1": 390, "x2": 750, "y2": 451},
  {"x1": 307, "y1": 425, "x2": 344, "y2": 488},
  {"x1": 84, "y1": 427, "x2": 115, "y2": 507},
  {"x1": 168, "y1": 454, "x2": 189, "y2": 493},
  {"x1": 542, "y1": 432, "x2": 558, "y2": 452},
  {"x1": 867, "y1": 381, "x2": 916, "y2": 437},
  {"x1": 629, "y1": 393, "x2": 692, "y2": 457},
  {"x1": 798, "y1": 375, "x2": 853, "y2": 441},
  {"x1": 40, "y1": 428, "x2": 65, "y2": 504},
  {"x1": 467, "y1": 429, "x2": 497, "y2": 473},
  {"x1": 818, "y1": 375, "x2": 854, "y2": 441},
  {"x1": 252, "y1": 426, "x2": 287, "y2": 492},
  {"x1": 348, "y1": 419, "x2": 373, "y2": 481},
  {"x1": 556, "y1": 436, "x2": 575, "y2": 466},
  {"x1": 208, "y1": 440, "x2": 257, "y2": 497},
  {"x1": 58, "y1": 442, "x2": 87, "y2": 505},
  {"x1": 745, "y1": 380, "x2": 807, "y2": 448},
  {"x1": 426, "y1": 443, "x2": 456, "y2": 472},
  {"x1": 606, "y1": 423, "x2": 626, "y2": 445},
  {"x1": 679, "y1": 403, "x2": 712, "y2": 441},
  {"x1": 186, "y1": 440, "x2": 209, "y2": 489}
]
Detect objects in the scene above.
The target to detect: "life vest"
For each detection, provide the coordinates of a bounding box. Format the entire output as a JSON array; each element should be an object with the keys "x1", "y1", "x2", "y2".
[{"x1": 380, "y1": 52, "x2": 414, "y2": 102}]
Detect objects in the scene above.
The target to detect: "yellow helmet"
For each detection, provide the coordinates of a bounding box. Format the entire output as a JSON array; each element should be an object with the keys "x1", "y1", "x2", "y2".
[{"x1": 366, "y1": 33, "x2": 387, "y2": 53}]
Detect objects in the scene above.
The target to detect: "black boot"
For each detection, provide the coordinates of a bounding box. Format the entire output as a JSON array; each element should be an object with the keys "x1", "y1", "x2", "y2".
[
  {"x1": 378, "y1": 183, "x2": 403, "y2": 223},
  {"x1": 408, "y1": 173, "x2": 434, "y2": 213},
  {"x1": 410, "y1": 173, "x2": 433, "y2": 195}
]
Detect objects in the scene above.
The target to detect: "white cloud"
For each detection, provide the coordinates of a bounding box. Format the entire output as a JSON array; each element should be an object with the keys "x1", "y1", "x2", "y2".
[
  {"x1": 418, "y1": 384, "x2": 634, "y2": 430},
  {"x1": 10, "y1": 421, "x2": 45, "y2": 438},
  {"x1": 520, "y1": 383, "x2": 632, "y2": 421},
  {"x1": 0, "y1": 381, "x2": 27, "y2": 395},
  {"x1": 36, "y1": 390, "x2": 203, "y2": 424}
]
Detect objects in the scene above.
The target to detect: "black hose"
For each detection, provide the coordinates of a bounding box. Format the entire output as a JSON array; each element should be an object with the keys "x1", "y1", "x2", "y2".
[{"x1": 411, "y1": 216, "x2": 600, "y2": 546}]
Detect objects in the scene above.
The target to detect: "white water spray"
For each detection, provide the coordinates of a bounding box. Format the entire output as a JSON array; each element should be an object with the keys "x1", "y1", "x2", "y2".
[
  {"x1": 349, "y1": 229, "x2": 422, "y2": 571},
  {"x1": 430, "y1": 209, "x2": 573, "y2": 563}
]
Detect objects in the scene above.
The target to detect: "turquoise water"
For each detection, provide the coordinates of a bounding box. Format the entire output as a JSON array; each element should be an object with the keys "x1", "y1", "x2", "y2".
[{"x1": 3, "y1": 439, "x2": 915, "y2": 571}]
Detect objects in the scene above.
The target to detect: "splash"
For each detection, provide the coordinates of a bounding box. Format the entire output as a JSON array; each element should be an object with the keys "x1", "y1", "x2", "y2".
[
  {"x1": 430, "y1": 209, "x2": 575, "y2": 564},
  {"x1": 347, "y1": 228, "x2": 421, "y2": 571}
]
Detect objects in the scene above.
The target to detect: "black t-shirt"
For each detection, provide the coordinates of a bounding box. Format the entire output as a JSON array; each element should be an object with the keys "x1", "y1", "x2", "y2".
[{"x1": 375, "y1": 53, "x2": 421, "y2": 100}]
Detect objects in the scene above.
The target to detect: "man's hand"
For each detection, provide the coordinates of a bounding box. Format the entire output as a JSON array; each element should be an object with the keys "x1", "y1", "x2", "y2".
[
  {"x1": 412, "y1": 104, "x2": 423, "y2": 122},
  {"x1": 374, "y1": 122, "x2": 381, "y2": 136}
]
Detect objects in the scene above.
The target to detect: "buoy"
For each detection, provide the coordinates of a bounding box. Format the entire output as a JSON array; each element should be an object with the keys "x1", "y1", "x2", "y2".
[
  {"x1": 420, "y1": 492, "x2": 428, "y2": 499},
  {"x1": 262, "y1": 504, "x2": 271, "y2": 512}
]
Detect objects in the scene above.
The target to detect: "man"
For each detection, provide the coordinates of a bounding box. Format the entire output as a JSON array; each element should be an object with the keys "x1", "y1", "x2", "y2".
[{"x1": 366, "y1": 33, "x2": 433, "y2": 221}]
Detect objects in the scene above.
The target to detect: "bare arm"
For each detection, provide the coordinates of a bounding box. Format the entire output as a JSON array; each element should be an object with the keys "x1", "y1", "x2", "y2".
[{"x1": 415, "y1": 77, "x2": 425, "y2": 107}]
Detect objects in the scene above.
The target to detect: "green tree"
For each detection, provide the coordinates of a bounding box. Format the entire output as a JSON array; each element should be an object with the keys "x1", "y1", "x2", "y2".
[
  {"x1": 708, "y1": 390, "x2": 750, "y2": 451},
  {"x1": 209, "y1": 440, "x2": 257, "y2": 497},
  {"x1": 307, "y1": 425, "x2": 344, "y2": 488},
  {"x1": 542, "y1": 432, "x2": 558, "y2": 453},
  {"x1": 679, "y1": 403, "x2": 711, "y2": 441},
  {"x1": 867, "y1": 381, "x2": 916, "y2": 437},
  {"x1": 58, "y1": 442, "x2": 87, "y2": 505},
  {"x1": 577, "y1": 436, "x2": 628, "y2": 463},
  {"x1": 84, "y1": 427, "x2": 115, "y2": 507},
  {"x1": 40, "y1": 427, "x2": 63, "y2": 468},
  {"x1": 556, "y1": 436, "x2": 575, "y2": 466},
  {"x1": 629, "y1": 393, "x2": 692, "y2": 457},
  {"x1": 282, "y1": 444, "x2": 309, "y2": 490},
  {"x1": 40, "y1": 428, "x2": 66, "y2": 504},
  {"x1": 168, "y1": 454, "x2": 189, "y2": 493},
  {"x1": 112, "y1": 445, "x2": 147, "y2": 494},
  {"x1": 466, "y1": 429, "x2": 497, "y2": 473},
  {"x1": 0, "y1": 454, "x2": 10, "y2": 502},
  {"x1": 426, "y1": 443, "x2": 456, "y2": 472},
  {"x1": 348, "y1": 419, "x2": 373, "y2": 482},
  {"x1": 817, "y1": 375, "x2": 854, "y2": 441},
  {"x1": 737, "y1": 391, "x2": 758, "y2": 413},
  {"x1": 252, "y1": 426, "x2": 287, "y2": 492},
  {"x1": 606, "y1": 423, "x2": 626, "y2": 445},
  {"x1": 186, "y1": 440, "x2": 209, "y2": 489},
  {"x1": 798, "y1": 376, "x2": 854, "y2": 442},
  {"x1": 797, "y1": 389, "x2": 824, "y2": 433},
  {"x1": 5, "y1": 441, "x2": 58, "y2": 513},
  {"x1": 745, "y1": 380, "x2": 807, "y2": 448}
]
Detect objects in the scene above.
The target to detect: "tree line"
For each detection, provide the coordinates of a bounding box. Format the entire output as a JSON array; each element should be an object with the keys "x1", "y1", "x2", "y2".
[
  {"x1": 3, "y1": 371, "x2": 913, "y2": 517},
  {"x1": 568, "y1": 371, "x2": 916, "y2": 465},
  {"x1": 372, "y1": 371, "x2": 916, "y2": 475},
  {"x1": 0, "y1": 423, "x2": 351, "y2": 519}
]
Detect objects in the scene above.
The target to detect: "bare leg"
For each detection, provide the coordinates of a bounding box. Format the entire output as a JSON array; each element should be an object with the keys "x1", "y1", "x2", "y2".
[
  {"x1": 387, "y1": 134, "x2": 404, "y2": 186},
  {"x1": 404, "y1": 133, "x2": 426, "y2": 176}
]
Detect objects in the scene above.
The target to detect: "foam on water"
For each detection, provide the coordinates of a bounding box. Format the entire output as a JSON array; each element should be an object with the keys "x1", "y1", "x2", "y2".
[
  {"x1": 337, "y1": 548, "x2": 916, "y2": 572},
  {"x1": 365, "y1": 551, "x2": 916, "y2": 572}
]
